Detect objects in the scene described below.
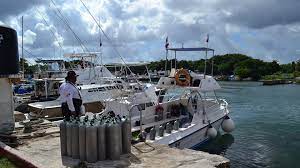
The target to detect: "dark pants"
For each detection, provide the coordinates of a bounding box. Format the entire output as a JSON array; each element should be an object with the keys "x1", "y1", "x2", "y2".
[{"x1": 61, "y1": 98, "x2": 83, "y2": 121}]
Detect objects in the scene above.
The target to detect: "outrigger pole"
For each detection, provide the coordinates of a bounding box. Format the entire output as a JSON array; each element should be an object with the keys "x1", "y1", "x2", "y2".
[
  {"x1": 165, "y1": 36, "x2": 169, "y2": 76},
  {"x1": 204, "y1": 34, "x2": 209, "y2": 79}
]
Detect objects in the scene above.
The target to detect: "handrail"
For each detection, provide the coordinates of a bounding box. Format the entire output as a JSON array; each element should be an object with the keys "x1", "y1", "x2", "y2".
[{"x1": 129, "y1": 104, "x2": 143, "y2": 139}]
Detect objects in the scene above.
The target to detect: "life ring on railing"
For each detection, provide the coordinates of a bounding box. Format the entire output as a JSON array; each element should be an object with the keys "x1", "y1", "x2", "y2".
[
  {"x1": 155, "y1": 105, "x2": 164, "y2": 121},
  {"x1": 175, "y1": 69, "x2": 191, "y2": 86}
]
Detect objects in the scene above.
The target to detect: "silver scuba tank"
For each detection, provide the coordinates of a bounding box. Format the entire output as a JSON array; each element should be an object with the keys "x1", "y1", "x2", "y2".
[
  {"x1": 116, "y1": 116, "x2": 123, "y2": 154},
  {"x1": 166, "y1": 122, "x2": 172, "y2": 134},
  {"x1": 59, "y1": 121, "x2": 67, "y2": 156},
  {"x1": 66, "y1": 122, "x2": 73, "y2": 157},
  {"x1": 149, "y1": 127, "x2": 156, "y2": 140},
  {"x1": 173, "y1": 120, "x2": 179, "y2": 130},
  {"x1": 106, "y1": 121, "x2": 121, "y2": 160},
  {"x1": 85, "y1": 124, "x2": 98, "y2": 163},
  {"x1": 121, "y1": 117, "x2": 131, "y2": 154},
  {"x1": 158, "y1": 125, "x2": 164, "y2": 137},
  {"x1": 71, "y1": 123, "x2": 79, "y2": 159},
  {"x1": 97, "y1": 123, "x2": 106, "y2": 161},
  {"x1": 78, "y1": 124, "x2": 86, "y2": 161}
]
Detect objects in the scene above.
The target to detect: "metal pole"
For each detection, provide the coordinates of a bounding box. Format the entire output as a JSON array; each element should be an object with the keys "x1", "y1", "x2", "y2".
[
  {"x1": 145, "y1": 65, "x2": 152, "y2": 83},
  {"x1": 170, "y1": 52, "x2": 172, "y2": 70},
  {"x1": 45, "y1": 80, "x2": 48, "y2": 99},
  {"x1": 165, "y1": 49, "x2": 168, "y2": 76},
  {"x1": 204, "y1": 41, "x2": 208, "y2": 79},
  {"x1": 211, "y1": 51, "x2": 214, "y2": 76},
  {"x1": 21, "y1": 16, "x2": 24, "y2": 78},
  {"x1": 175, "y1": 51, "x2": 177, "y2": 69},
  {"x1": 214, "y1": 90, "x2": 219, "y2": 104}
]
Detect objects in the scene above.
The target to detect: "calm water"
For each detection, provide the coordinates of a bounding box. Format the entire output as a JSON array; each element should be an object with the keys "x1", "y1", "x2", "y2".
[{"x1": 196, "y1": 82, "x2": 300, "y2": 168}]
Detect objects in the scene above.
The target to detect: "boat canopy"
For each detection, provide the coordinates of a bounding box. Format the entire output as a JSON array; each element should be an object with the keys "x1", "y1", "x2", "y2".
[{"x1": 167, "y1": 47, "x2": 214, "y2": 52}]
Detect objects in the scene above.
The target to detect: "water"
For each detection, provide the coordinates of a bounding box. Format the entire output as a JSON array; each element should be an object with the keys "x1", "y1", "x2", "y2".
[{"x1": 196, "y1": 82, "x2": 300, "y2": 168}]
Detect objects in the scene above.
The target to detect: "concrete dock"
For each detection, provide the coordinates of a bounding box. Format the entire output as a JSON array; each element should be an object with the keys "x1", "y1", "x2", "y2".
[{"x1": 14, "y1": 132, "x2": 229, "y2": 168}]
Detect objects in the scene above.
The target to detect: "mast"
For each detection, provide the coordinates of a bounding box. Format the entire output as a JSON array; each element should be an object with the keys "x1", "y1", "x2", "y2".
[
  {"x1": 204, "y1": 34, "x2": 209, "y2": 79},
  {"x1": 21, "y1": 16, "x2": 24, "y2": 78},
  {"x1": 211, "y1": 50, "x2": 214, "y2": 76}
]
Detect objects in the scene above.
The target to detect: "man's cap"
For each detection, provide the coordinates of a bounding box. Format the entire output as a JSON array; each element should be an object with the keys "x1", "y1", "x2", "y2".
[{"x1": 66, "y1": 70, "x2": 79, "y2": 79}]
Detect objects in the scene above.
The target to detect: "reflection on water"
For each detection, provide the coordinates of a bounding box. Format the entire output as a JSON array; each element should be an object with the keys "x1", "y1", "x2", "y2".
[
  {"x1": 195, "y1": 133, "x2": 235, "y2": 155},
  {"x1": 194, "y1": 82, "x2": 300, "y2": 168}
]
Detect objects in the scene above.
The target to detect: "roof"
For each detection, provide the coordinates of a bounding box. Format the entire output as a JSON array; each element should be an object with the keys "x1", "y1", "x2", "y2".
[
  {"x1": 167, "y1": 47, "x2": 214, "y2": 52},
  {"x1": 105, "y1": 62, "x2": 150, "y2": 66},
  {"x1": 36, "y1": 59, "x2": 65, "y2": 64}
]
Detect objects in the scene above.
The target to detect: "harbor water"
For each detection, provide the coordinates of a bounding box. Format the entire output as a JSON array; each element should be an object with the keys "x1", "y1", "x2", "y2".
[{"x1": 196, "y1": 82, "x2": 300, "y2": 168}]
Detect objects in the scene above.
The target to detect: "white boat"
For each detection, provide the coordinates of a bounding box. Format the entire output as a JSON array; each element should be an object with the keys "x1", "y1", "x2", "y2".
[
  {"x1": 102, "y1": 47, "x2": 235, "y2": 149},
  {"x1": 28, "y1": 83, "x2": 123, "y2": 118},
  {"x1": 26, "y1": 54, "x2": 145, "y2": 119}
]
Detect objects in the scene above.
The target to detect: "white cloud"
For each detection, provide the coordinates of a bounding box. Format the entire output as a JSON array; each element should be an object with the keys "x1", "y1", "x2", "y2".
[
  {"x1": 1, "y1": 0, "x2": 300, "y2": 63},
  {"x1": 23, "y1": 29, "x2": 36, "y2": 45}
]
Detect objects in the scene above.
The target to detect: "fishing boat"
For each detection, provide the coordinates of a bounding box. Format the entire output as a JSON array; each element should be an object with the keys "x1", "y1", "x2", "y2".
[
  {"x1": 26, "y1": 54, "x2": 146, "y2": 119},
  {"x1": 102, "y1": 47, "x2": 235, "y2": 149}
]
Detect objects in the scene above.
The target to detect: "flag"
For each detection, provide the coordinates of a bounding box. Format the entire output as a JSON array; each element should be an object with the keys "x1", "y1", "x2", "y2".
[
  {"x1": 206, "y1": 34, "x2": 209, "y2": 43},
  {"x1": 165, "y1": 36, "x2": 169, "y2": 49}
]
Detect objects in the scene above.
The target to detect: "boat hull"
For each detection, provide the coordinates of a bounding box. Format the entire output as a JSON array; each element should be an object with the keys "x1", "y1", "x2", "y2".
[{"x1": 156, "y1": 116, "x2": 225, "y2": 149}]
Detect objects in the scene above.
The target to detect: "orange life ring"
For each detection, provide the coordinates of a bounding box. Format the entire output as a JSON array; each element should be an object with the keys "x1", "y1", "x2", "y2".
[{"x1": 175, "y1": 69, "x2": 191, "y2": 86}]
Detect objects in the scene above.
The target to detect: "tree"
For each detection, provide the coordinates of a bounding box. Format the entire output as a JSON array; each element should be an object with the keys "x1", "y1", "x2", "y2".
[
  {"x1": 19, "y1": 58, "x2": 38, "y2": 75},
  {"x1": 234, "y1": 67, "x2": 250, "y2": 79}
]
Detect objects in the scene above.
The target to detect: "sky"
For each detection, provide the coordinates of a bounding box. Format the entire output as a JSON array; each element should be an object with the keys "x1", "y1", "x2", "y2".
[{"x1": 0, "y1": 0, "x2": 300, "y2": 64}]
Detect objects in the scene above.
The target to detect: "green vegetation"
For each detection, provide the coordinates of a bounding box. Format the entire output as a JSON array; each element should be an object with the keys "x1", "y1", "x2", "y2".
[
  {"x1": 19, "y1": 58, "x2": 39, "y2": 74},
  {"x1": 20, "y1": 53, "x2": 300, "y2": 81},
  {"x1": 148, "y1": 53, "x2": 300, "y2": 81},
  {"x1": 0, "y1": 157, "x2": 16, "y2": 168}
]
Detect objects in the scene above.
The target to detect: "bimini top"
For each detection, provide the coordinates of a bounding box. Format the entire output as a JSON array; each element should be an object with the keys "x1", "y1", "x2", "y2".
[{"x1": 167, "y1": 47, "x2": 214, "y2": 52}]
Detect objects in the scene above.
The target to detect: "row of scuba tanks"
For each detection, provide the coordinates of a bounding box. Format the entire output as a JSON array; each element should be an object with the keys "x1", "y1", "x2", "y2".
[
  {"x1": 148, "y1": 120, "x2": 180, "y2": 140},
  {"x1": 59, "y1": 112, "x2": 131, "y2": 163}
]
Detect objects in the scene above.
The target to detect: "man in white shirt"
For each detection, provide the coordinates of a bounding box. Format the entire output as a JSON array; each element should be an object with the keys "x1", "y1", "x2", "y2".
[{"x1": 59, "y1": 70, "x2": 82, "y2": 121}]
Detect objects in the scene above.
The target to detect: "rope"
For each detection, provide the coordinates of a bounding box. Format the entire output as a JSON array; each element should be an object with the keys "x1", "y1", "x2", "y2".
[{"x1": 78, "y1": 0, "x2": 140, "y2": 84}]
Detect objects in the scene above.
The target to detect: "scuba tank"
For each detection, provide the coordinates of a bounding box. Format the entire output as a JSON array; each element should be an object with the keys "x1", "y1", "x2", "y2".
[
  {"x1": 121, "y1": 116, "x2": 131, "y2": 154},
  {"x1": 166, "y1": 122, "x2": 172, "y2": 134},
  {"x1": 66, "y1": 118, "x2": 73, "y2": 157},
  {"x1": 78, "y1": 120, "x2": 86, "y2": 161},
  {"x1": 71, "y1": 118, "x2": 80, "y2": 159},
  {"x1": 97, "y1": 121, "x2": 106, "y2": 161},
  {"x1": 149, "y1": 127, "x2": 156, "y2": 140},
  {"x1": 106, "y1": 118, "x2": 121, "y2": 160},
  {"x1": 173, "y1": 120, "x2": 179, "y2": 130},
  {"x1": 158, "y1": 125, "x2": 164, "y2": 137},
  {"x1": 59, "y1": 120, "x2": 67, "y2": 156},
  {"x1": 116, "y1": 115, "x2": 123, "y2": 154},
  {"x1": 85, "y1": 119, "x2": 98, "y2": 163}
]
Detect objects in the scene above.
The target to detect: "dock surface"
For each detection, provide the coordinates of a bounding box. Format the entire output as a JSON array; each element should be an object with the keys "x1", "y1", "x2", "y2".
[{"x1": 16, "y1": 133, "x2": 229, "y2": 168}]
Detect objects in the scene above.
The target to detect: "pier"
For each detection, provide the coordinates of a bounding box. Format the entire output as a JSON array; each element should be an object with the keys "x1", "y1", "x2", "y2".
[{"x1": 0, "y1": 122, "x2": 229, "y2": 168}]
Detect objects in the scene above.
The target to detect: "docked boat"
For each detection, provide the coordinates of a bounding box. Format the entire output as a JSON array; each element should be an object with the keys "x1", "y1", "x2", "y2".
[
  {"x1": 102, "y1": 47, "x2": 235, "y2": 149},
  {"x1": 26, "y1": 54, "x2": 145, "y2": 119},
  {"x1": 28, "y1": 83, "x2": 123, "y2": 118}
]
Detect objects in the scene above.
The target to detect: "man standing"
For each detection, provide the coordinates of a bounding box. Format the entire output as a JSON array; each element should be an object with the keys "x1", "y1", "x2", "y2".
[{"x1": 59, "y1": 70, "x2": 82, "y2": 121}]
